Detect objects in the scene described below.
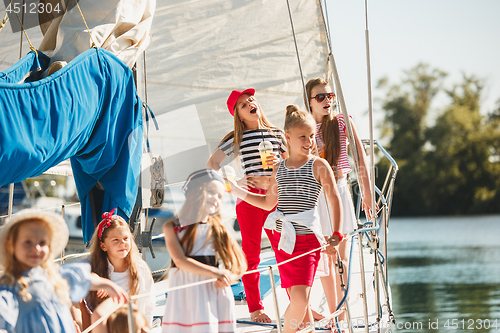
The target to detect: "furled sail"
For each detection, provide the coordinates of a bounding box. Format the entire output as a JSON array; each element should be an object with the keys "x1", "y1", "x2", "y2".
[
  {"x1": 0, "y1": 48, "x2": 143, "y2": 242},
  {"x1": 38, "y1": 0, "x2": 156, "y2": 68}
]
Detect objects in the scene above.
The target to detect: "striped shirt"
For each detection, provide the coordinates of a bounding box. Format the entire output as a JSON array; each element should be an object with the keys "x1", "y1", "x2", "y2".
[
  {"x1": 315, "y1": 113, "x2": 352, "y2": 174},
  {"x1": 218, "y1": 128, "x2": 287, "y2": 176},
  {"x1": 275, "y1": 157, "x2": 322, "y2": 235}
]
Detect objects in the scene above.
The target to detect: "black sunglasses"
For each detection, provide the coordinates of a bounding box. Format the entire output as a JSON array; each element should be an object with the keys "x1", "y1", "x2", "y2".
[{"x1": 311, "y1": 93, "x2": 335, "y2": 103}]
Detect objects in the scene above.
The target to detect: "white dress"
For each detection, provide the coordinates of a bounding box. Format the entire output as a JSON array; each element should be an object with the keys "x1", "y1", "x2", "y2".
[
  {"x1": 161, "y1": 223, "x2": 236, "y2": 333},
  {"x1": 108, "y1": 259, "x2": 155, "y2": 326}
]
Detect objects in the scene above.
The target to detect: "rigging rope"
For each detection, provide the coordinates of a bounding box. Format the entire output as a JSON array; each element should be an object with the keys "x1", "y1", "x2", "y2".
[
  {"x1": 73, "y1": 0, "x2": 97, "y2": 48},
  {"x1": 8, "y1": 0, "x2": 37, "y2": 56},
  {"x1": 285, "y1": 0, "x2": 310, "y2": 112},
  {"x1": 364, "y1": 0, "x2": 377, "y2": 226},
  {"x1": 0, "y1": 12, "x2": 8, "y2": 32}
]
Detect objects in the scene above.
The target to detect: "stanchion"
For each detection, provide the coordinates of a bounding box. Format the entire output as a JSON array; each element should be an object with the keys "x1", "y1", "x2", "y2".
[{"x1": 269, "y1": 265, "x2": 282, "y2": 333}]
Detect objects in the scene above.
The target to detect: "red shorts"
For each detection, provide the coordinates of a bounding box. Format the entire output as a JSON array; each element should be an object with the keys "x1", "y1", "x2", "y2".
[{"x1": 272, "y1": 232, "x2": 321, "y2": 289}]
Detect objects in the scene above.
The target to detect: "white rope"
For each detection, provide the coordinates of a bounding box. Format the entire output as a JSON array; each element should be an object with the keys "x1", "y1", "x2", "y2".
[
  {"x1": 285, "y1": 0, "x2": 310, "y2": 112},
  {"x1": 54, "y1": 252, "x2": 90, "y2": 263},
  {"x1": 130, "y1": 278, "x2": 217, "y2": 300}
]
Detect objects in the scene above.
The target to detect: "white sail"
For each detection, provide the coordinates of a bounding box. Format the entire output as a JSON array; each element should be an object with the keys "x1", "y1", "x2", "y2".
[
  {"x1": 0, "y1": 0, "x2": 330, "y2": 183},
  {"x1": 139, "y1": 0, "x2": 330, "y2": 183}
]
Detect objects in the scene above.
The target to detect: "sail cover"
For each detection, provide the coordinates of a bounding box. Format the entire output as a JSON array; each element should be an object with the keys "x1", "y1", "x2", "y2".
[{"x1": 0, "y1": 48, "x2": 143, "y2": 242}]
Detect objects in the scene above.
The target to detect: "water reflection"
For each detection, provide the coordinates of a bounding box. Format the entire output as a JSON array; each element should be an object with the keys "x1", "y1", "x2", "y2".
[{"x1": 387, "y1": 215, "x2": 500, "y2": 332}]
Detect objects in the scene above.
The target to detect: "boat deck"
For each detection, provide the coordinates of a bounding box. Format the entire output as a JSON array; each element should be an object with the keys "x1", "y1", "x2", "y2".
[{"x1": 152, "y1": 235, "x2": 393, "y2": 332}]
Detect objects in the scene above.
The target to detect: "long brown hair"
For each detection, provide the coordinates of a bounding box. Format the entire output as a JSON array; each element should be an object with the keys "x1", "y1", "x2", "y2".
[
  {"x1": 0, "y1": 219, "x2": 70, "y2": 304},
  {"x1": 173, "y1": 182, "x2": 246, "y2": 276},
  {"x1": 305, "y1": 78, "x2": 341, "y2": 171},
  {"x1": 88, "y1": 216, "x2": 144, "y2": 309}
]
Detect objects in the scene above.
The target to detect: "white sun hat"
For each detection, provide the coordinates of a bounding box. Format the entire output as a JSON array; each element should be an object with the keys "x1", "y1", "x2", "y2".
[{"x1": 0, "y1": 209, "x2": 69, "y2": 268}]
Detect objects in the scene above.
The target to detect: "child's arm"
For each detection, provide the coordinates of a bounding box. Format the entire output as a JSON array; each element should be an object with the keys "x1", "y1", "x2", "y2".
[
  {"x1": 227, "y1": 166, "x2": 279, "y2": 211},
  {"x1": 89, "y1": 274, "x2": 129, "y2": 303},
  {"x1": 206, "y1": 148, "x2": 226, "y2": 170},
  {"x1": 351, "y1": 120, "x2": 377, "y2": 218},
  {"x1": 313, "y1": 158, "x2": 343, "y2": 246},
  {"x1": 163, "y1": 222, "x2": 232, "y2": 287}
]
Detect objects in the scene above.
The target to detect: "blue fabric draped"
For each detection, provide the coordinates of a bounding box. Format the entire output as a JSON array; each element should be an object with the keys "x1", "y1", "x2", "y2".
[{"x1": 0, "y1": 48, "x2": 143, "y2": 243}]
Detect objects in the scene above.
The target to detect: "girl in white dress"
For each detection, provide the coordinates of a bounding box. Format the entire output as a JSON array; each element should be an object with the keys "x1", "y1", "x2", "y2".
[
  {"x1": 162, "y1": 169, "x2": 247, "y2": 333},
  {"x1": 86, "y1": 210, "x2": 155, "y2": 332}
]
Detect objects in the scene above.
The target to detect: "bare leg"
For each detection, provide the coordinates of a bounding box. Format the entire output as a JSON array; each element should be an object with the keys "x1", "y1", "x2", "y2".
[
  {"x1": 283, "y1": 286, "x2": 312, "y2": 333},
  {"x1": 319, "y1": 255, "x2": 337, "y2": 313}
]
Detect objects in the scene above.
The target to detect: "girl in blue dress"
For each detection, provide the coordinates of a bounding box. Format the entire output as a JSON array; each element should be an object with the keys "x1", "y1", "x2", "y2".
[{"x1": 0, "y1": 209, "x2": 128, "y2": 333}]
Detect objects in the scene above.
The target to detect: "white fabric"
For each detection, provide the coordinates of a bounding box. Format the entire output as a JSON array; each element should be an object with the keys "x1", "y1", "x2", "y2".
[
  {"x1": 38, "y1": 0, "x2": 156, "y2": 68},
  {"x1": 176, "y1": 223, "x2": 215, "y2": 256},
  {"x1": 107, "y1": 259, "x2": 155, "y2": 327},
  {"x1": 162, "y1": 222, "x2": 235, "y2": 333},
  {"x1": 318, "y1": 177, "x2": 357, "y2": 235},
  {"x1": 264, "y1": 208, "x2": 325, "y2": 255},
  {"x1": 162, "y1": 269, "x2": 236, "y2": 333}
]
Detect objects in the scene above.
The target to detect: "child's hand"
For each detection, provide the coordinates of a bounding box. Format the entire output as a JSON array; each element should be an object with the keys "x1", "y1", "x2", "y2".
[
  {"x1": 102, "y1": 281, "x2": 129, "y2": 303},
  {"x1": 237, "y1": 175, "x2": 256, "y2": 189},
  {"x1": 322, "y1": 243, "x2": 337, "y2": 255},
  {"x1": 213, "y1": 268, "x2": 232, "y2": 289},
  {"x1": 326, "y1": 233, "x2": 343, "y2": 247},
  {"x1": 265, "y1": 152, "x2": 279, "y2": 168},
  {"x1": 362, "y1": 196, "x2": 379, "y2": 219},
  {"x1": 90, "y1": 274, "x2": 129, "y2": 303},
  {"x1": 96, "y1": 289, "x2": 108, "y2": 298}
]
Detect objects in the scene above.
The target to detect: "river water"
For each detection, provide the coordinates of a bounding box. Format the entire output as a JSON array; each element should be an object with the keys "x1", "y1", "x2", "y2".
[{"x1": 387, "y1": 215, "x2": 500, "y2": 332}]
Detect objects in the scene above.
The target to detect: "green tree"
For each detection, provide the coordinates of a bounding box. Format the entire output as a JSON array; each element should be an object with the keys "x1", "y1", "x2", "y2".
[
  {"x1": 377, "y1": 63, "x2": 446, "y2": 215},
  {"x1": 426, "y1": 75, "x2": 491, "y2": 214},
  {"x1": 378, "y1": 65, "x2": 500, "y2": 215}
]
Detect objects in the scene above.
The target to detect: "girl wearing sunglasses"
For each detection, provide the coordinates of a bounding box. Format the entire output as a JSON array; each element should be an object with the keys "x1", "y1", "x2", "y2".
[
  {"x1": 305, "y1": 78, "x2": 376, "y2": 325},
  {"x1": 207, "y1": 89, "x2": 288, "y2": 323}
]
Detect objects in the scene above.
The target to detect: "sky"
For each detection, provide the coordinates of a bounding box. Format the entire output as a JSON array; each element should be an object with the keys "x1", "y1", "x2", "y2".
[{"x1": 326, "y1": 0, "x2": 500, "y2": 139}]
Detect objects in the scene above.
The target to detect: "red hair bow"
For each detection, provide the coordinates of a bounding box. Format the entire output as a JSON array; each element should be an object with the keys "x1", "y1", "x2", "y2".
[{"x1": 98, "y1": 208, "x2": 116, "y2": 239}]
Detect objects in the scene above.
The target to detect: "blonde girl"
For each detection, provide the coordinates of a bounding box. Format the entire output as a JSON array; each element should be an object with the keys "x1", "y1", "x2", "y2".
[
  {"x1": 305, "y1": 77, "x2": 376, "y2": 324},
  {"x1": 87, "y1": 209, "x2": 155, "y2": 330},
  {"x1": 207, "y1": 88, "x2": 288, "y2": 323},
  {"x1": 228, "y1": 106, "x2": 343, "y2": 333},
  {"x1": 0, "y1": 210, "x2": 128, "y2": 333},
  {"x1": 162, "y1": 169, "x2": 247, "y2": 333}
]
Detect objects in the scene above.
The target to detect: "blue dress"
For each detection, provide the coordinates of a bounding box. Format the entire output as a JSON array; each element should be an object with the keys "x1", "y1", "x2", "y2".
[{"x1": 0, "y1": 263, "x2": 92, "y2": 333}]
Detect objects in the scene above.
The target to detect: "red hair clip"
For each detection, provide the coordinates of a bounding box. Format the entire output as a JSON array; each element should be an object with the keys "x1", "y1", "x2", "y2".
[{"x1": 98, "y1": 208, "x2": 116, "y2": 240}]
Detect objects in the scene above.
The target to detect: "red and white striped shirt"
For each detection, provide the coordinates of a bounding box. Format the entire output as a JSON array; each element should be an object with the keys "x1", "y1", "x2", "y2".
[{"x1": 315, "y1": 113, "x2": 352, "y2": 174}]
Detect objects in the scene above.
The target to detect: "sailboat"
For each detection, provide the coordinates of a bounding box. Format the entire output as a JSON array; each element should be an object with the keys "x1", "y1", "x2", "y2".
[{"x1": 0, "y1": 0, "x2": 397, "y2": 332}]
